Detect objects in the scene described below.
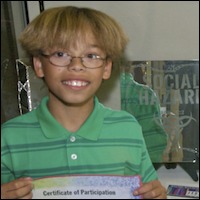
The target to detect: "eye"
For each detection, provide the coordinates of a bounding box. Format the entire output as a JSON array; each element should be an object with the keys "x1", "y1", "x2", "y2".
[
  {"x1": 53, "y1": 52, "x2": 68, "y2": 58},
  {"x1": 86, "y1": 54, "x2": 101, "y2": 59}
]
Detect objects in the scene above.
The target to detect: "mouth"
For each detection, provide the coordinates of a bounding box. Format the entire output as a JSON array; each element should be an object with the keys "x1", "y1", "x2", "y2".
[{"x1": 62, "y1": 80, "x2": 89, "y2": 87}]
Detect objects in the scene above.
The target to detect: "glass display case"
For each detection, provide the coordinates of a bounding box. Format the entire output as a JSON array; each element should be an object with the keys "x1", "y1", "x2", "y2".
[{"x1": 120, "y1": 60, "x2": 199, "y2": 180}]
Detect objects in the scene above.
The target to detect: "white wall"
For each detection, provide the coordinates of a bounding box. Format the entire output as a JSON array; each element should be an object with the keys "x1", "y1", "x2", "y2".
[
  {"x1": 23, "y1": 1, "x2": 199, "y2": 109},
  {"x1": 27, "y1": 1, "x2": 199, "y2": 60}
]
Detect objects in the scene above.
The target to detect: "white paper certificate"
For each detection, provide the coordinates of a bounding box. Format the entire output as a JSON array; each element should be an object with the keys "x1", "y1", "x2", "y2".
[{"x1": 32, "y1": 175, "x2": 142, "y2": 199}]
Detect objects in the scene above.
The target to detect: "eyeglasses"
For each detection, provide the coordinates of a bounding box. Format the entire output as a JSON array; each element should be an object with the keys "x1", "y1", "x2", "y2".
[{"x1": 40, "y1": 51, "x2": 107, "y2": 69}]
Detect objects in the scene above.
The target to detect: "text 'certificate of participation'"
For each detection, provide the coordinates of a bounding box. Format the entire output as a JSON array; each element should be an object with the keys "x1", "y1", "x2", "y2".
[{"x1": 32, "y1": 175, "x2": 142, "y2": 199}]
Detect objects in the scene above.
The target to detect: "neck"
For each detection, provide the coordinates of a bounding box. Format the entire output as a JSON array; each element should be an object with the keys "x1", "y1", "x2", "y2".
[{"x1": 47, "y1": 96, "x2": 95, "y2": 132}]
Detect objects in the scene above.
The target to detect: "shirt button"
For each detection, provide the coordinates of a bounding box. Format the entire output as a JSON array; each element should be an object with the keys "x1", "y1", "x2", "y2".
[
  {"x1": 70, "y1": 136, "x2": 76, "y2": 142},
  {"x1": 71, "y1": 154, "x2": 77, "y2": 160}
]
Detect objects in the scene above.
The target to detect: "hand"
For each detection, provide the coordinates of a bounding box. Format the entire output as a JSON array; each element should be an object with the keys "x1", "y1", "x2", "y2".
[
  {"x1": 1, "y1": 177, "x2": 33, "y2": 199},
  {"x1": 133, "y1": 179, "x2": 167, "y2": 199}
]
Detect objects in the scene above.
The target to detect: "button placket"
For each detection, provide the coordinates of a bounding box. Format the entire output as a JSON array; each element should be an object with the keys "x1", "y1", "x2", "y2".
[{"x1": 69, "y1": 135, "x2": 77, "y2": 161}]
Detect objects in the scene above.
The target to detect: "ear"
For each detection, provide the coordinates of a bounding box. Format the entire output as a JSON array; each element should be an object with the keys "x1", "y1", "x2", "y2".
[
  {"x1": 102, "y1": 59, "x2": 112, "y2": 80},
  {"x1": 33, "y1": 57, "x2": 44, "y2": 78}
]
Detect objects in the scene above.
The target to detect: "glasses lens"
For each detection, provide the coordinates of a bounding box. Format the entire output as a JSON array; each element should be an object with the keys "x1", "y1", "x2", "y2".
[
  {"x1": 50, "y1": 55, "x2": 71, "y2": 67},
  {"x1": 82, "y1": 57, "x2": 103, "y2": 68}
]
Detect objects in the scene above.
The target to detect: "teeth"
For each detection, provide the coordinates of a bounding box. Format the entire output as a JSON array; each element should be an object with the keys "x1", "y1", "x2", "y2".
[{"x1": 63, "y1": 80, "x2": 88, "y2": 86}]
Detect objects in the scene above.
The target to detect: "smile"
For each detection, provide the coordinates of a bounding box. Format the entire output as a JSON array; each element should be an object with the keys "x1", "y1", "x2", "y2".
[{"x1": 62, "y1": 80, "x2": 89, "y2": 87}]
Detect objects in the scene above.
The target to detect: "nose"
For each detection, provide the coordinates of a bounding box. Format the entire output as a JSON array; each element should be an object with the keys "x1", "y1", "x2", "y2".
[{"x1": 68, "y1": 57, "x2": 85, "y2": 71}]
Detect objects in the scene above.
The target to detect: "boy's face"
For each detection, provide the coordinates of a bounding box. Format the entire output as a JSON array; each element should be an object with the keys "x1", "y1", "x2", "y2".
[{"x1": 33, "y1": 33, "x2": 112, "y2": 106}]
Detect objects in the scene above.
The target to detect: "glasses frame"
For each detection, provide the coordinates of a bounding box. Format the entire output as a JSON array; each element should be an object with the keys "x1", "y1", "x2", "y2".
[{"x1": 40, "y1": 52, "x2": 107, "y2": 69}]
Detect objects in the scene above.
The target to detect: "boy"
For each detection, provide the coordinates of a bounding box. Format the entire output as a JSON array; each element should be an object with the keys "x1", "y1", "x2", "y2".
[{"x1": 1, "y1": 6, "x2": 166, "y2": 199}]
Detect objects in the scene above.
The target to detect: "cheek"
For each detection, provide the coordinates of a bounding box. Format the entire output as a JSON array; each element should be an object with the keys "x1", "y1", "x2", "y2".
[
  {"x1": 93, "y1": 72, "x2": 106, "y2": 87},
  {"x1": 41, "y1": 69, "x2": 63, "y2": 88},
  {"x1": 93, "y1": 70, "x2": 105, "y2": 80},
  {"x1": 42, "y1": 67, "x2": 63, "y2": 78}
]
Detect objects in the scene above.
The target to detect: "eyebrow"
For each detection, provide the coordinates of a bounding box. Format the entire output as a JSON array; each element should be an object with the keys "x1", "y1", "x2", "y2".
[{"x1": 86, "y1": 44, "x2": 102, "y2": 49}]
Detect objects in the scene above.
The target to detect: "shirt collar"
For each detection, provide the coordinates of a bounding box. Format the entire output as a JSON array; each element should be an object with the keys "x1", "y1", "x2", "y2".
[{"x1": 36, "y1": 96, "x2": 105, "y2": 140}]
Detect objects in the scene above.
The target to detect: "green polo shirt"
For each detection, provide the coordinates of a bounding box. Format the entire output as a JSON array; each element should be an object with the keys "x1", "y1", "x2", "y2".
[{"x1": 1, "y1": 96, "x2": 158, "y2": 184}]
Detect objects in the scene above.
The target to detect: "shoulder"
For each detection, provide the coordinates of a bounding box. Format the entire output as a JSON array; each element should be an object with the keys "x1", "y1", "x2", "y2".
[
  {"x1": 2, "y1": 109, "x2": 37, "y2": 125},
  {"x1": 1, "y1": 109, "x2": 39, "y2": 136},
  {"x1": 1, "y1": 97, "x2": 49, "y2": 130},
  {"x1": 98, "y1": 103, "x2": 145, "y2": 143},
  {"x1": 100, "y1": 103, "x2": 142, "y2": 129}
]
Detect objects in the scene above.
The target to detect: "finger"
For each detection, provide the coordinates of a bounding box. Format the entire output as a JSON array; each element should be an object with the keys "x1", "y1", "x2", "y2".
[
  {"x1": 1, "y1": 184, "x2": 33, "y2": 199},
  {"x1": 16, "y1": 183, "x2": 33, "y2": 199},
  {"x1": 151, "y1": 191, "x2": 167, "y2": 199},
  {"x1": 1, "y1": 179, "x2": 33, "y2": 199},
  {"x1": 133, "y1": 180, "x2": 166, "y2": 199},
  {"x1": 134, "y1": 181, "x2": 154, "y2": 195},
  {"x1": 19, "y1": 191, "x2": 33, "y2": 199},
  {"x1": 142, "y1": 187, "x2": 161, "y2": 199},
  {"x1": 2, "y1": 177, "x2": 32, "y2": 192},
  {"x1": 154, "y1": 187, "x2": 167, "y2": 199},
  {"x1": 142, "y1": 185, "x2": 167, "y2": 199}
]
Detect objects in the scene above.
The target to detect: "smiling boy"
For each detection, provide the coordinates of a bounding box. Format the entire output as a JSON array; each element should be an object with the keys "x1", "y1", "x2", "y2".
[{"x1": 1, "y1": 6, "x2": 166, "y2": 199}]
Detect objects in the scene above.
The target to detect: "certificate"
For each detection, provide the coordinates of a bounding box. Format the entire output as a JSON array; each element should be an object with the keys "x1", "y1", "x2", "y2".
[{"x1": 32, "y1": 175, "x2": 142, "y2": 199}]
